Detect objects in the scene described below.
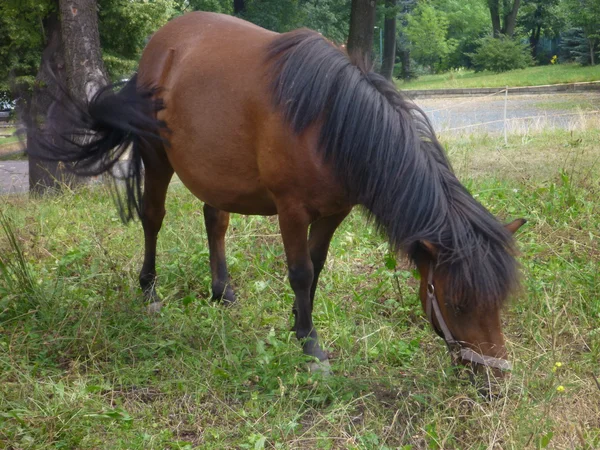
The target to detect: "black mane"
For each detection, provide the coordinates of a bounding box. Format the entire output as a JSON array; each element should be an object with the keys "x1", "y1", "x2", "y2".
[{"x1": 266, "y1": 30, "x2": 519, "y2": 310}]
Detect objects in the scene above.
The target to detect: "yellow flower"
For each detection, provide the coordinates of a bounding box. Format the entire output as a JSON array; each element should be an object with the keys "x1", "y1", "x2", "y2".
[
  {"x1": 556, "y1": 385, "x2": 565, "y2": 393},
  {"x1": 554, "y1": 362, "x2": 562, "y2": 367}
]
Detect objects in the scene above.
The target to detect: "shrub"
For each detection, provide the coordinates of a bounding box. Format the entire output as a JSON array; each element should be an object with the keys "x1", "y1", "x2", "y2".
[{"x1": 469, "y1": 36, "x2": 534, "y2": 73}]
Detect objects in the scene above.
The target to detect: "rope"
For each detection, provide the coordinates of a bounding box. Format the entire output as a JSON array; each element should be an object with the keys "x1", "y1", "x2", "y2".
[
  {"x1": 440, "y1": 109, "x2": 600, "y2": 132},
  {"x1": 418, "y1": 88, "x2": 508, "y2": 114}
]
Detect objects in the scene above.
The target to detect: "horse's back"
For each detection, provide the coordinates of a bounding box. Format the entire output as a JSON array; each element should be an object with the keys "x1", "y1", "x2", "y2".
[{"x1": 136, "y1": 12, "x2": 350, "y2": 218}]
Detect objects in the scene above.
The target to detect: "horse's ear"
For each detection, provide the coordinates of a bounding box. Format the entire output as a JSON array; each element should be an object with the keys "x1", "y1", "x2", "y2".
[
  {"x1": 504, "y1": 218, "x2": 527, "y2": 235},
  {"x1": 420, "y1": 240, "x2": 438, "y2": 257}
]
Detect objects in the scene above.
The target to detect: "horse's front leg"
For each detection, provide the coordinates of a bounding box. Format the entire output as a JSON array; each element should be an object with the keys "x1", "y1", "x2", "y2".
[{"x1": 278, "y1": 206, "x2": 330, "y2": 372}]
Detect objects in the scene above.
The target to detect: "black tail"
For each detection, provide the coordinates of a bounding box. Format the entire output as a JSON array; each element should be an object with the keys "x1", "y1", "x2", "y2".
[{"x1": 26, "y1": 74, "x2": 167, "y2": 222}]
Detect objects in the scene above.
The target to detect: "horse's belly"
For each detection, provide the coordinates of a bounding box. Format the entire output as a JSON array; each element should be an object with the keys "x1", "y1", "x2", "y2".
[{"x1": 169, "y1": 151, "x2": 278, "y2": 215}]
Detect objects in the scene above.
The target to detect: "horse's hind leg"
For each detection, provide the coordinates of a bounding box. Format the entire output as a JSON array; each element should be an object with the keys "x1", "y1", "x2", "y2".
[
  {"x1": 139, "y1": 152, "x2": 174, "y2": 308},
  {"x1": 203, "y1": 204, "x2": 236, "y2": 304}
]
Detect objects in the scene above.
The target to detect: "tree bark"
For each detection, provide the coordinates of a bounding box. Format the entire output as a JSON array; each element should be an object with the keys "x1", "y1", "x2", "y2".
[
  {"x1": 380, "y1": 0, "x2": 397, "y2": 80},
  {"x1": 502, "y1": 0, "x2": 521, "y2": 37},
  {"x1": 347, "y1": 0, "x2": 377, "y2": 61},
  {"x1": 233, "y1": 0, "x2": 245, "y2": 15},
  {"x1": 28, "y1": 11, "x2": 73, "y2": 195},
  {"x1": 29, "y1": 0, "x2": 109, "y2": 195},
  {"x1": 529, "y1": 25, "x2": 541, "y2": 59},
  {"x1": 58, "y1": 0, "x2": 108, "y2": 101},
  {"x1": 590, "y1": 40, "x2": 596, "y2": 66},
  {"x1": 399, "y1": 48, "x2": 412, "y2": 80},
  {"x1": 488, "y1": 0, "x2": 501, "y2": 37}
]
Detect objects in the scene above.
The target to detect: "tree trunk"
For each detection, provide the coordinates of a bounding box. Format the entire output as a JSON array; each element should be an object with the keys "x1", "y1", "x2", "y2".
[
  {"x1": 530, "y1": 25, "x2": 541, "y2": 59},
  {"x1": 28, "y1": 11, "x2": 73, "y2": 195},
  {"x1": 590, "y1": 40, "x2": 596, "y2": 66},
  {"x1": 399, "y1": 48, "x2": 412, "y2": 80},
  {"x1": 488, "y1": 0, "x2": 501, "y2": 37},
  {"x1": 502, "y1": 0, "x2": 520, "y2": 37},
  {"x1": 380, "y1": 0, "x2": 397, "y2": 80},
  {"x1": 347, "y1": 0, "x2": 377, "y2": 61},
  {"x1": 234, "y1": 0, "x2": 245, "y2": 15},
  {"x1": 58, "y1": 0, "x2": 108, "y2": 101}
]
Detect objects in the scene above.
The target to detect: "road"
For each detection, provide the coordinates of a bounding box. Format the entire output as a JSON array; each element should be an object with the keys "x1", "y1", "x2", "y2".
[{"x1": 1, "y1": 92, "x2": 599, "y2": 195}]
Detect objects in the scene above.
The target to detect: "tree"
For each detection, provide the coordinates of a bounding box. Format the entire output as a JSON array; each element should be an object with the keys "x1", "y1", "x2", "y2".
[
  {"x1": 488, "y1": 0, "x2": 521, "y2": 37},
  {"x1": 347, "y1": 0, "x2": 377, "y2": 59},
  {"x1": 26, "y1": 0, "x2": 109, "y2": 194},
  {"x1": 565, "y1": 0, "x2": 600, "y2": 65},
  {"x1": 380, "y1": 0, "x2": 397, "y2": 80},
  {"x1": 396, "y1": 0, "x2": 416, "y2": 80},
  {"x1": 405, "y1": 2, "x2": 455, "y2": 72},
  {"x1": 27, "y1": 7, "x2": 71, "y2": 195},
  {"x1": 59, "y1": 0, "x2": 109, "y2": 101},
  {"x1": 518, "y1": 0, "x2": 565, "y2": 60},
  {"x1": 433, "y1": 0, "x2": 490, "y2": 68}
]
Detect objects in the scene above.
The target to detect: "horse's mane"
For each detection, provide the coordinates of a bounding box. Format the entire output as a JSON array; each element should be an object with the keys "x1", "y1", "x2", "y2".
[{"x1": 266, "y1": 30, "x2": 519, "y2": 310}]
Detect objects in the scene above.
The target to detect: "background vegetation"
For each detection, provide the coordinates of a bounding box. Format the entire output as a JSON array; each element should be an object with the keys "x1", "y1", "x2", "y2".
[{"x1": 1, "y1": 0, "x2": 600, "y2": 97}]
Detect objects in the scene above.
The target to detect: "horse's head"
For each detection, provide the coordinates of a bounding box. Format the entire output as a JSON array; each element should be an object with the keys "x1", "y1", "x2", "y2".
[{"x1": 414, "y1": 218, "x2": 526, "y2": 378}]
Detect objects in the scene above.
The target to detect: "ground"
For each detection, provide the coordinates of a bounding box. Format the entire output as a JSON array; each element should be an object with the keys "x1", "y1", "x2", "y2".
[{"x1": 1, "y1": 121, "x2": 599, "y2": 448}]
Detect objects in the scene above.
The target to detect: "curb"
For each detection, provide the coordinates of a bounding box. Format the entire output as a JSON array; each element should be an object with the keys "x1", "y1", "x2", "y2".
[{"x1": 403, "y1": 81, "x2": 600, "y2": 98}]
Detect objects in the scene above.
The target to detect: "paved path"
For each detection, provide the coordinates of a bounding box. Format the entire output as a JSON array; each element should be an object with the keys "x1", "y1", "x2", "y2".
[
  {"x1": 2, "y1": 92, "x2": 599, "y2": 195},
  {"x1": 416, "y1": 92, "x2": 600, "y2": 133},
  {"x1": 0, "y1": 161, "x2": 28, "y2": 195}
]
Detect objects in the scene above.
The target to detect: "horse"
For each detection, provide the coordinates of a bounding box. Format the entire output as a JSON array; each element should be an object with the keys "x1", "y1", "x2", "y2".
[{"x1": 29, "y1": 12, "x2": 525, "y2": 376}]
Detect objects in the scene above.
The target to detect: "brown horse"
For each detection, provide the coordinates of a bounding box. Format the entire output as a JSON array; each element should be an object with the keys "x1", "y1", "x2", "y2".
[{"x1": 30, "y1": 12, "x2": 525, "y2": 375}]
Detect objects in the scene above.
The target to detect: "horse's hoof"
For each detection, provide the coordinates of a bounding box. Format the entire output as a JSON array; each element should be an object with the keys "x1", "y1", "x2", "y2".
[
  {"x1": 147, "y1": 301, "x2": 163, "y2": 314},
  {"x1": 212, "y1": 287, "x2": 236, "y2": 306},
  {"x1": 308, "y1": 358, "x2": 332, "y2": 376}
]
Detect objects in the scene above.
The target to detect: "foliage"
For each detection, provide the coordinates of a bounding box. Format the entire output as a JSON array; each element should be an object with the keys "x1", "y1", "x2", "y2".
[
  {"x1": 563, "y1": 0, "x2": 600, "y2": 65},
  {"x1": 518, "y1": 0, "x2": 566, "y2": 63},
  {"x1": 432, "y1": 0, "x2": 491, "y2": 69},
  {"x1": 239, "y1": 0, "x2": 350, "y2": 41},
  {"x1": 98, "y1": 0, "x2": 176, "y2": 61},
  {"x1": 560, "y1": 28, "x2": 595, "y2": 65},
  {"x1": 469, "y1": 35, "x2": 534, "y2": 73},
  {"x1": 0, "y1": 0, "x2": 54, "y2": 91},
  {"x1": 404, "y1": 2, "x2": 456, "y2": 73}
]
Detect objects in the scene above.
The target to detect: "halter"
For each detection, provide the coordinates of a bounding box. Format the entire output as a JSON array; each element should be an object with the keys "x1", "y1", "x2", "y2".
[{"x1": 426, "y1": 262, "x2": 512, "y2": 371}]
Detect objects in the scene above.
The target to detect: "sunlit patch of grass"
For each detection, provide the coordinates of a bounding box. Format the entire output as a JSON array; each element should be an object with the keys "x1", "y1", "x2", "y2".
[
  {"x1": 398, "y1": 63, "x2": 600, "y2": 90},
  {"x1": 1, "y1": 128, "x2": 599, "y2": 448}
]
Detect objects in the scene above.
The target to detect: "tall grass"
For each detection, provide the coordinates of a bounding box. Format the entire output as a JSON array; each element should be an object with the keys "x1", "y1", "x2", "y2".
[{"x1": 0, "y1": 126, "x2": 599, "y2": 449}]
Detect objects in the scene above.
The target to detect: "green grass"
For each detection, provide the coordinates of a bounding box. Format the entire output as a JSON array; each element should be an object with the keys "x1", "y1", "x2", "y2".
[
  {"x1": 398, "y1": 63, "x2": 600, "y2": 90},
  {"x1": 1, "y1": 127, "x2": 599, "y2": 449},
  {"x1": 0, "y1": 127, "x2": 23, "y2": 160}
]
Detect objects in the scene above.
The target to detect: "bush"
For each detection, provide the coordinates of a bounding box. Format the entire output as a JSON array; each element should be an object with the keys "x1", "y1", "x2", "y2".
[{"x1": 469, "y1": 36, "x2": 534, "y2": 73}]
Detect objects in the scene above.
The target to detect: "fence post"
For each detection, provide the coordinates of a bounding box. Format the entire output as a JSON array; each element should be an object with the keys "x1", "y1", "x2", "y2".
[{"x1": 503, "y1": 86, "x2": 508, "y2": 145}]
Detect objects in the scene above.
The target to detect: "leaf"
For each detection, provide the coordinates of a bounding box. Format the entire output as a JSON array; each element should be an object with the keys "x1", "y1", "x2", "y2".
[{"x1": 539, "y1": 431, "x2": 553, "y2": 448}]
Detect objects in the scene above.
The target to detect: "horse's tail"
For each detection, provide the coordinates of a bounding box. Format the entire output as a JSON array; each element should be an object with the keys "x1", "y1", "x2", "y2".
[{"x1": 26, "y1": 74, "x2": 167, "y2": 222}]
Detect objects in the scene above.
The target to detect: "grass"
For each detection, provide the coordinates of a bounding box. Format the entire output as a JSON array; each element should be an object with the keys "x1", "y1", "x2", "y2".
[
  {"x1": 397, "y1": 63, "x2": 600, "y2": 90},
  {"x1": 1, "y1": 126, "x2": 599, "y2": 449},
  {"x1": 0, "y1": 126, "x2": 24, "y2": 160}
]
